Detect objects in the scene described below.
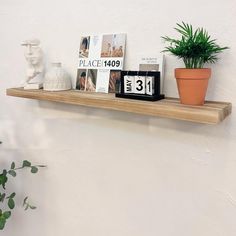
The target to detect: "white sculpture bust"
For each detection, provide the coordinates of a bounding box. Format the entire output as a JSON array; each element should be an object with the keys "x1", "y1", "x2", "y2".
[{"x1": 21, "y1": 39, "x2": 44, "y2": 89}]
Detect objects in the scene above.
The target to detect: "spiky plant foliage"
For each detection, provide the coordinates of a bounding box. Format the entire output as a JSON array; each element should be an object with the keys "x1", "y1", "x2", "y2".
[{"x1": 162, "y1": 22, "x2": 228, "y2": 68}]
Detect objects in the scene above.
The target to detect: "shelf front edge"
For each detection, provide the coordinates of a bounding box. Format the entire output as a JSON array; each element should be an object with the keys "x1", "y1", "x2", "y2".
[{"x1": 6, "y1": 88, "x2": 232, "y2": 124}]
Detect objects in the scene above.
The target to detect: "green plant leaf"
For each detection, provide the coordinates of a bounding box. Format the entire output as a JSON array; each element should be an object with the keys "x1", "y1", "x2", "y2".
[
  {"x1": 0, "y1": 217, "x2": 6, "y2": 230},
  {"x1": 8, "y1": 198, "x2": 15, "y2": 209},
  {"x1": 9, "y1": 192, "x2": 16, "y2": 199},
  {"x1": 0, "y1": 171, "x2": 8, "y2": 189},
  {"x1": 10, "y1": 162, "x2": 15, "y2": 170},
  {"x1": 22, "y1": 160, "x2": 31, "y2": 167},
  {"x1": 29, "y1": 205, "x2": 37, "y2": 210},
  {"x1": 31, "y1": 166, "x2": 38, "y2": 173},
  {"x1": 8, "y1": 170, "x2": 16, "y2": 177},
  {"x1": 3, "y1": 211, "x2": 11, "y2": 219}
]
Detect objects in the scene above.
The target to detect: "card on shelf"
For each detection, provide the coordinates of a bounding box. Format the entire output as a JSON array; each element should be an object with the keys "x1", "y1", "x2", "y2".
[{"x1": 138, "y1": 55, "x2": 165, "y2": 94}]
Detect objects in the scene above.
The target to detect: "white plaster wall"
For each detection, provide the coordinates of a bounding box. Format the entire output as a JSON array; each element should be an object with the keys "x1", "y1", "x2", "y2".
[{"x1": 0, "y1": 0, "x2": 236, "y2": 235}]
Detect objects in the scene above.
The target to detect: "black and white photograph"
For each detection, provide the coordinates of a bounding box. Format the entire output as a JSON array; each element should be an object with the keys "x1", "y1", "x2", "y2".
[{"x1": 79, "y1": 36, "x2": 90, "y2": 58}]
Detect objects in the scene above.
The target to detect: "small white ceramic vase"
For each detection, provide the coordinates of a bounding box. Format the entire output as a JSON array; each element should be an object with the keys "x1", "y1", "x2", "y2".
[{"x1": 43, "y1": 63, "x2": 72, "y2": 91}]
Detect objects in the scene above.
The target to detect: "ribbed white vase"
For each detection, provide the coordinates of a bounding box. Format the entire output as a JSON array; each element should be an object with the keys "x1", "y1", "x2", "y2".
[{"x1": 43, "y1": 63, "x2": 72, "y2": 91}]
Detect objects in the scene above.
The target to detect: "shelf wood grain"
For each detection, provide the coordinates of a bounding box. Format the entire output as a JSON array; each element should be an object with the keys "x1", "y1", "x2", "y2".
[{"x1": 6, "y1": 88, "x2": 232, "y2": 124}]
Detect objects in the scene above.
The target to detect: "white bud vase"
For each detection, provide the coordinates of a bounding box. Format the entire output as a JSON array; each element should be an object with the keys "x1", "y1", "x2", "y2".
[{"x1": 43, "y1": 63, "x2": 72, "y2": 91}]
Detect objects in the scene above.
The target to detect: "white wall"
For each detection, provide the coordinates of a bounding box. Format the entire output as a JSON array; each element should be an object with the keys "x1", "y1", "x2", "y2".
[{"x1": 1, "y1": 0, "x2": 236, "y2": 235}]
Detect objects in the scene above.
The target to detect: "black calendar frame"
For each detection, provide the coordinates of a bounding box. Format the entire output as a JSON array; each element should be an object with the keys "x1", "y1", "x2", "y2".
[{"x1": 115, "y1": 70, "x2": 165, "y2": 101}]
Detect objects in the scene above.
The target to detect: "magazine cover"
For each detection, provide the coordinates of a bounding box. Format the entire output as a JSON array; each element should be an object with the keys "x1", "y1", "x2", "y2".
[{"x1": 76, "y1": 33, "x2": 126, "y2": 93}]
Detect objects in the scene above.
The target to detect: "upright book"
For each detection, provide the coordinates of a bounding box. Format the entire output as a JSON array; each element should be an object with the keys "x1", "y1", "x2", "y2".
[{"x1": 76, "y1": 33, "x2": 126, "y2": 93}]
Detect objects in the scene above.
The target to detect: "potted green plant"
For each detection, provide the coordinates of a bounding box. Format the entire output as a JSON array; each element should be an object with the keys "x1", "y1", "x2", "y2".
[
  {"x1": 0, "y1": 159, "x2": 45, "y2": 230},
  {"x1": 162, "y1": 22, "x2": 228, "y2": 105}
]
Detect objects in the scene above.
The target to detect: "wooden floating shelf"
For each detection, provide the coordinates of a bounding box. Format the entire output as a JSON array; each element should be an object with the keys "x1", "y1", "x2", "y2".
[{"x1": 6, "y1": 87, "x2": 232, "y2": 124}]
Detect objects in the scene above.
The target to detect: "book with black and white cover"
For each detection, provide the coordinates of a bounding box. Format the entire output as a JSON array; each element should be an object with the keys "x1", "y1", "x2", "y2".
[{"x1": 76, "y1": 33, "x2": 126, "y2": 93}]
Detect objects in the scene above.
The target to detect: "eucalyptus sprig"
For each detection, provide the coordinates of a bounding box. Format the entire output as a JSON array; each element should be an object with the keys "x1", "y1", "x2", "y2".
[
  {"x1": 0, "y1": 160, "x2": 46, "y2": 230},
  {"x1": 162, "y1": 22, "x2": 229, "y2": 68}
]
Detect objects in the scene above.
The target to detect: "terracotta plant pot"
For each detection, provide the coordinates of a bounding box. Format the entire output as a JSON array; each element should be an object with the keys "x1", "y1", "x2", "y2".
[{"x1": 175, "y1": 68, "x2": 211, "y2": 105}]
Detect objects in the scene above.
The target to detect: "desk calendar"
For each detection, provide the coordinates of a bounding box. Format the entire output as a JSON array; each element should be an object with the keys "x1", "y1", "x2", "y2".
[{"x1": 116, "y1": 71, "x2": 165, "y2": 101}]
